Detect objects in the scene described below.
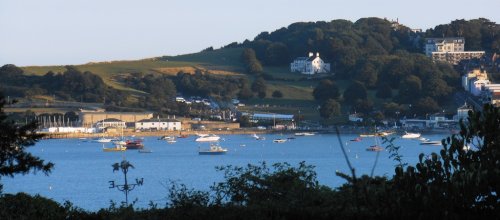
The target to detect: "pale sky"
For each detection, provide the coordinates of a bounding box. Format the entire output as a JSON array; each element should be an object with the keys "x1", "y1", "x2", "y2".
[{"x1": 1, "y1": 0, "x2": 498, "y2": 66}]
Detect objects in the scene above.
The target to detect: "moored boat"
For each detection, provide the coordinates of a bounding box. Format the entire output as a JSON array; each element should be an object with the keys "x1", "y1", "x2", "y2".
[
  {"x1": 251, "y1": 134, "x2": 265, "y2": 140},
  {"x1": 401, "y1": 132, "x2": 421, "y2": 139},
  {"x1": 198, "y1": 144, "x2": 228, "y2": 155},
  {"x1": 350, "y1": 137, "x2": 362, "y2": 142},
  {"x1": 125, "y1": 139, "x2": 144, "y2": 150},
  {"x1": 366, "y1": 145, "x2": 383, "y2": 151},
  {"x1": 420, "y1": 141, "x2": 442, "y2": 146},
  {"x1": 273, "y1": 138, "x2": 287, "y2": 143},
  {"x1": 294, "y1": 132, "x2": 315, "y2": 136},
  {"x1": 195, "y1": 134, "x2": 221, "y2": 142},
  {"x1": 103, "y1": 143, "x2": 126, "y2": 152}
]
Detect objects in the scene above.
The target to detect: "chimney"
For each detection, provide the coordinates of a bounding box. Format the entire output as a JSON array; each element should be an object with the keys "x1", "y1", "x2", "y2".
[
  {"x1": 308, "y1": 52, "x2": 313, "y2": 57},
  {"x1": 316, "y1": 52, "x2": 320, "y2": 57}
]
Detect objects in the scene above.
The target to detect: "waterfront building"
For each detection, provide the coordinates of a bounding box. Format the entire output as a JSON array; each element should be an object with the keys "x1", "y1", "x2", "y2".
[
  {"x1": 290, "y1": 52, "x2": 331, "y2": 74},
  {"x1": 425, "y1": 38, "x2": 485, "y2": 64},
  {"x1": 135, "y1": 118, "x2": 181, "y2": 131},
  {"x1": 78, "y1": 110, "x2": 153, "y2": 127}
]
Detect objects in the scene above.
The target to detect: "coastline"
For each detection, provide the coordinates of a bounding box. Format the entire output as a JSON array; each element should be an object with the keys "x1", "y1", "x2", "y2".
[{"x1": 39, "y1": 126, "x2": 457, "y2": 139}]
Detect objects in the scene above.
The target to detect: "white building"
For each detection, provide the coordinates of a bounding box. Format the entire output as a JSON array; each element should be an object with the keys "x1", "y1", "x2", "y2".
[
  {"x1": 425, "y1": 38, "x2": 485, "y2": 64},
  {"x1": 462, "y1": 69, "x2": 489, "y2": 92},
  {"x1": 135, "y1": 118, "x2": 181, "y2": 131},
  {"x1": 454, "y1": 103, "x2": 473, "y2": 123},
  {"x1": 290, "y1": 52, "x2": 331, "y2": 74}
]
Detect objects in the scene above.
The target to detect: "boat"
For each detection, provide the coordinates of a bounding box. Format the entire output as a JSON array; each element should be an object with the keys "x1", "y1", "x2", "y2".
[
  {"x1": 95, "y1": 137, "x2": 113, "y2": 143},
  {"x1": 251, "y1": 134, "x2": 265, "y2": 140},
  {"x1": 158, "y1": 135, "x2": 175, "y2": 140},
  {"x1": 401, "y1": 132, "x2": 421, "y2": 139},
  {"x1": 167, "y1": 138, "x2": 177, "y2": 144},
  {"x1": 294, "y1": 132, "x2": 315, "y2": 136},
  {"x1": 102, "y1": 143, "x2": 126, "y2": 152},
  {"x1": 177, "y1": 134, "x2": 189, "y2": 138},
  {"x1": 376, "y1": 131, "x2": 394, "y2": 137},
  {"x1": 359, "y1": 133, "x2": 375, "y2": 138},
  {"x1": 420, "y1": 141, "x2": 442, "y2": 146},
  {"x1": 195, "y1": 134, "x2": 221, "y2": 142},
  {"x1": 273, "y1": 138, "x2": 287, "y2": 143},
  {"x1": 125, "y1": 139, "x2": 144, "y2": 150},
  {"x1": 418, "y1": 137, "x2": 430, "y2": 142},
  {"x1": 366, "y1": 145, "x2": 384, "y2": 151},
  {"x1": 366, "y1": 133, "x2": 383, "y2": 151},
  {"x1": 198, "y1": 144, "x2": 228, "y2": 155},
  {"x1": 350, "y1": 137, "x2": 362, "y2": 142},
  {"x1": 138, "y1": 149, "x2": 153, "y2": 153}
]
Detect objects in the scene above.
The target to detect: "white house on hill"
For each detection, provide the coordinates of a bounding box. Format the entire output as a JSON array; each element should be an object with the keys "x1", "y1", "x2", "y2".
[{"x1": 290, "y1": 52, "x2": 330, "y2": 74}]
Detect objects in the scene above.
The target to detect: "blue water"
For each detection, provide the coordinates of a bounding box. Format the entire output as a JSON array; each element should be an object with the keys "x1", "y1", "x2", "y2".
[{"x1": 2, "y1": 133, "x2": 448, "y2": 211}]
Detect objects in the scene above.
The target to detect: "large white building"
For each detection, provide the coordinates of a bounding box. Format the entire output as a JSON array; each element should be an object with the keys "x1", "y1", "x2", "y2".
[
  {"x1": 425, "y1": 38, "x2": 485, "y2": 64},
  {"x1": 290, "y1": 52, "x2": 330, "y2": 74},
  {"x1": 135, "y1": 118, "x2": 181, "y2": 131}
]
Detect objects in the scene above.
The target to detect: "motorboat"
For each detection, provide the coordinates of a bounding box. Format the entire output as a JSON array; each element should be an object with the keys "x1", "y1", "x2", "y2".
[
  {"x1": 420, "y1": 141, "x2": 442, "y2": 146},
  {"x1": 401, "y1": 132, "x2": 421, "y2": 139},
  {"x1": 273, "y1": 138, "x2": 287, "y2": 143},
  {"x1": 195, "y1": 134, "x2": 221, "y2": 142},
  {"x1": 95, "y1": 137, "x2": 113, "y2": 143},
  {"x1": 125, "y1": 139, "x2": 144, "y2": 150},
  {"x1": 177, "y1": 134, "x2": 189, "y2": 138},
  {"x1": 366, "y1": 145, "x2": 383, "y2": 151},
  {"x1": 159, "y1": 135, "x2": 175, "y2": 140},
  {"x1": 359, "y1": 133, "x2": 375, "y2": 138},
  {"x1": 198, "y1": 144, "x2": 228, "y2": 155},
  {"x1": 350, "y1": 137, "x2": 362, "y2": 142},
  {"x1": 138, "y1": 148, "x2": 153, "y2": 153},
  {"x1": 294, "y1": 132, "x2": 315, "y2": 136},
  {"x1": 251, "y1": 134, "x2": 265, "y2": 140},
  {"x1": 167, "y1": 138, "x2": 177, "y2": 144},
  {"x1": 102, "y1": 143, "x2": 126, "y2": 152}
]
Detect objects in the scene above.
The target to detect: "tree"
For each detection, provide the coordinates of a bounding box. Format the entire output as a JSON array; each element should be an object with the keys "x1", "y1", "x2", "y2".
[
  {"x1": 251, "y1": 77, "x2": 267, "y2": 93},
  {"x1": 257, "y1": 91, "x2": 266, "y2": 99},
  {"x1": 241, "y1": 48, "x2": 263, "y2": 74},
  {"x1": 343, "y1": 81, "x2": 368, "y2": 104},
  {"x1": 376, "y1": 83, "x2": 392, "y2": 99},
  {"x1": 412, "y1": 97, "x2": 440, "y2": 116},
  {"x1": 0, "y1": 93, "x2": 53, "y2": 191},
  {"x1": 398, "y1": 75, "x2": 422, "y2": 103},
  {"x1": 272, "y1": 90, "x2": 283, "y2": 98},
  {"x1": 319, "y1": 99, "x2": 341, "y2": 119},
  {"x1": 313, "y1": 79, "x2": 340, "y2": 101}
]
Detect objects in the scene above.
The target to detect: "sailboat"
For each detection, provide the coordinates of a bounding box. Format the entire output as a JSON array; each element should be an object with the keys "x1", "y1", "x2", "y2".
[{"x1": 366, "y1": 128, "x2": 383, "y2": 152}]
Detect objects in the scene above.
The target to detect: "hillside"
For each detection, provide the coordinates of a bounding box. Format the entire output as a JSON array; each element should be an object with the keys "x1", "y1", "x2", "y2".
[{"x1": 3, "y1": 17, "x2": 499, "y2": 123}]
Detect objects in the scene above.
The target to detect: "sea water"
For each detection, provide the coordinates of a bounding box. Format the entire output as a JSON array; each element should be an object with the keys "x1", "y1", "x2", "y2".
[{"x1": 2, "y1": 133, "x2": 449, "y2": 211}]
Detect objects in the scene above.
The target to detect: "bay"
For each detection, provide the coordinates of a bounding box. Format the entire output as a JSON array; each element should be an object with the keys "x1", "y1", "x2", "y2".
[{"x1": 2, "y1": 133, "x2": 448, "y2": 211}]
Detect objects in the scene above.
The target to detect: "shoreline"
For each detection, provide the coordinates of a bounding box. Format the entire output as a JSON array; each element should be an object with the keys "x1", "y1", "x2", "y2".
[{"x1": 39, "y1": 127, "x2": 457, "y2": 139}]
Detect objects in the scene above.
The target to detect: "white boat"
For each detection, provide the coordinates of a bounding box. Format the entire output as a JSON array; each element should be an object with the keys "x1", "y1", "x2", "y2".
[
  {"x1": 167, "y1": 139, "x2": 177, "y2": 144},
  {"x1": 273, "y1": 138, "x2": 287, "y2": 143},
  {"x1": 420, "y1": 141, "x2": 441, "y2": 146},
  {"x1": 95, "y1": 137, "x2": 113, "y2": 143},
  {"x1": 294, "y1": 132, "x2": 315, "y2": 136},
  {"x1": 251, "y1": 134, "x2": 265, "y2": 140},
  {"x1": 195, "y1": 134, "x2": 221, "y2": 142},
  {"x1": 401, "y1": 132, "x2": 421, "y2": 139},
  {"x1": 199, "y1": 144, "x2": 228, "y2": 155}
]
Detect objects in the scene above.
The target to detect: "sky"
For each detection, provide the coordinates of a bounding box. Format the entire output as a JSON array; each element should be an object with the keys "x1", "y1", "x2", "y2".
[{"x1": 1, "y1": 0, "x2": 499, "y2": 66}]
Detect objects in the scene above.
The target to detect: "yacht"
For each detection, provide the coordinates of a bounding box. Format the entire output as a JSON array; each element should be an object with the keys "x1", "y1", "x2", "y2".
[
  {"x1": 198, "y1": 144, "x2": 228, "y2": 155},
  {"x1": 273, "y1": 138, "x2": 287, "y2": 143},
  {"x1": 294, "y1": 132, "x2": 315, "y2": 136},
  {"x1": 401, "y1": 132, "x2": 421, "y2": 139},
  {"x1": 251, "y1": 134, "x2": 265, "y2": 140},
  {"x1": 195, "y1": 134, "x2": 221, "y2": 142}
]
